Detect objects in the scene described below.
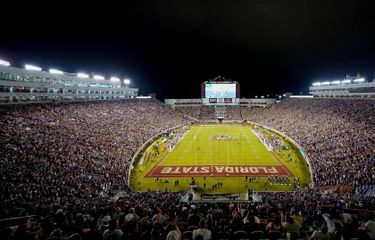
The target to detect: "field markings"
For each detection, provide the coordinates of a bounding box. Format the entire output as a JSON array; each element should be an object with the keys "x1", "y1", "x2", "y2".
[
  {"x1": 229, "y1": 125, "x2": 240, "y2": 165},
  {"x1": 147, "y1": 127, "x2": 194, "y2": 176},
  {"x1": 146, "y1": 149, "x2": 172, "y2": 177},
  {"x1": 209, "y1": 126, "x2": 213, "y2": 173},
  {"x1": 245, "y1": 127, "x2": 279, "y2": 165},
  {"x1": 145, "y1": 124, "x2": 294, "y2": 178},
  {"x1": 242, "y1": 127, "x2": 259, "y2": 165},
  {"x1": 226, "y1": 125, "x2": 229, "y2": 166},
  {"x1": 270, "y1": 151, "x2": 294, "y2": 177},
  {"x1": 145, "y1": 164, "x2": 292, "y2": 178}
]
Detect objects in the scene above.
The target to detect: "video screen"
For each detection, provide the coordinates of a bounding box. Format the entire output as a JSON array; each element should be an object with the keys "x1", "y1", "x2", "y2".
[{"x1": 205, "y1": 84, "x2": 236, "y2": 98}]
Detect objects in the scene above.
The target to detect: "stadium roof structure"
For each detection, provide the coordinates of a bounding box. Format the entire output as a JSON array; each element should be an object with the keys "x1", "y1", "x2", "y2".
[
  {"x1": 309, "y1": 76, "x2": 375, "y2": 98},
  {"x1": 0, "y1": 62, "x2": 139, "y2": 104},
  {"x1": 0, "y1": 64, "x2": 123, "y2": 86}
]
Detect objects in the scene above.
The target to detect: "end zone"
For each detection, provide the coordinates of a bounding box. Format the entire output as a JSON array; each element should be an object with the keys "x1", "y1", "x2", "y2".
[{"x1": 145, "y1": 164, "x2": 293, "y2": 178}]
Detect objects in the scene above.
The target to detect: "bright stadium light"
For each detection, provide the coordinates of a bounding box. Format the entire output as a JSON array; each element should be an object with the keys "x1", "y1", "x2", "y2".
[
  {"x1": 124, "y1": 79, "x2": 131, "y2": 85},
  {"x1": 341, "y1": 79, "x2": 351, "y2": 84},
  {"x1": 0, "y1": 59, "x2": 10, "y2": 66},
  {"x1": 25, "y1": 64, "x2": 42, "y2": 71},
  {"x1": 110, "y1": 77, "x2": 120, "y2": 82},
  {"x1": 77, "y1": 72, "x2": 89, "y2": 78},
  {"x1": 353, "y1": 78, "x2": 365, "y2": 83},
  {"x1": 321, "y1": 81, "x2": 330, "y2": 85},
  {"x1": 312, "y1": 82, "x2": 321, "y2": 86},
  {"x1": 49, "y1": 68, "x2": 64, "y2": 75},
  {"x1": 93, "y1": 75, "x2": 105, "y2": 80},
  {"x1": 330, "y1": 80, "x2": 341, "y2": 85}
]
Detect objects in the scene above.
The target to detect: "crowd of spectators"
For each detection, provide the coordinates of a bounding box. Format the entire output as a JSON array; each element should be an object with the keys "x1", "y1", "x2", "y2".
[
  {"x1": 1, "y1": 188, "x2": 375, "y2": 239},
  {"x1": 0, "y1": 99, "x2": 190, "y2": 219},
  {"x1": 240, "y1": 98, "x2": 375, "y2": 189},
  {"x1": 173, "y1": 106, "x2": 202, "y2": 120},
  {"x1": 172, "y1": 98, "x2": 375, "y2": 189},
  {"x1": 1, "y1": 98, "x2": 375, "y2": 239}
]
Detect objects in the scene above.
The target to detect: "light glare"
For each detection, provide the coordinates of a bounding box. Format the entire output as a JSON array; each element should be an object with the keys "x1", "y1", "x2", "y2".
[
  {"x1": 49, "y1": 68, "x2": 64, "y2": 75},
  {"x1": 341, "y1": 80, "x2": 351, "y2": 84},
  {"x1": 77, "y1": 72, "x2": 89, "y2": 78},
  {"x1": 0, "y1": 59, "x2": 10, "y2": 66},
  {"x1": 353, "y1": 78, "x2": 365, "y2": 83},
  {"x1": 25, "y1": 64, "x2": 42, "y2": 71},
  {"x1": 110, "y1": 77, "x2": 120, "y2": 82},
  {"x1": 93, "y1": 75, "x2": 105, "y2": 80}
]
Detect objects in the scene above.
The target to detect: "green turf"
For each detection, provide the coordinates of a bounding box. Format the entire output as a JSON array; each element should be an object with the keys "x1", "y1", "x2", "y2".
[
  {"x1": 161, "y1": 124, "x2": 277, "y2": 166},
  {"x1": 130, "y1": 123, "x2": 312, "y2": 193}
]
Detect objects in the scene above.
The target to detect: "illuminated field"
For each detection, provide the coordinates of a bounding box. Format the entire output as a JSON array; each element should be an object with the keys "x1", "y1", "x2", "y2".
[{"x1": 130, "y1": 123, "x2": 312, "y2": 193}]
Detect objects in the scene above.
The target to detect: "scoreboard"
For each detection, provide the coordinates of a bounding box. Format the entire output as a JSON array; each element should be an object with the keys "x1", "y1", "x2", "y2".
[
  {"x1": 201, "y1": 82, "x2": 240, "y2": 105},
  {"x1": 205, "y1": 83, "x2": 236, "y2": 98}
]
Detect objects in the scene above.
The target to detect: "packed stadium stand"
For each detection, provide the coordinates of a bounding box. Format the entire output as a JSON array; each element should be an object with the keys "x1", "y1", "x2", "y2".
[
  {"x1": 223, "y1": 106, "x2": 243, "y2": 120},
  {"x1": 242, "y1": 98, "x2": 375, "y2": 188},
  {"x1": 199, "y1": 106, "x2": 216, "y2": 121},
  {"x1": 1, "y1": 98, "x2": 375, "y2": 240},
  {"x1": 173, "y1": 106, "x2": 202, "y2": 121}
]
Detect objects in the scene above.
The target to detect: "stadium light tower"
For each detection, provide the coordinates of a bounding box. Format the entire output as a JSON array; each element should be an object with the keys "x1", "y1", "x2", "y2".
[
  {"x1": 124, "y1": 79, "x2": 131, "y2": 87},
  {"x1": 0, "y1": 59, "x2": 10, "y2": 66},
  {"x1": 49, "y1": 68, "x2": 64, "y2": 75},
  {"x1": 330, "y1": 80, "x2": 341, "y2": 85},
  {"x1": 341, "y1": 79, "x2": 351, "y2": 84},
  {"x1": 353, "y1": 78, "x2": 365, "y2": 83},
  {"x1": 25, "y1": 64, "x2": 42, "y2": 71},
  {"x1": 77, "y1": 72, "x2": 89, "y2": 78},
  {"x1": 93, "y1": 75, "x2": 104, "y2": 80},
  {"x1": 110, "y1": 77, "x2": 120, "y2": 82},
  {"x1": 93, "y1": 75, "x2": 105, "y2": 80}
]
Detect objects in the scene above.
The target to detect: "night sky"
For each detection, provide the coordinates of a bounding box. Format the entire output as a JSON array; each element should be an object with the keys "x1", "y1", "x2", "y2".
[{"x1": 1, "y1": 1, "x2": 375, "y2": 99}]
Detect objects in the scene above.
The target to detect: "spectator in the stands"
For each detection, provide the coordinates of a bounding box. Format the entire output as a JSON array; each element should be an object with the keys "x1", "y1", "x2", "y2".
[
  {"x1": 192, "y1": 219, "x2": 212, "y2": 240},
  {"x1": 166, "y1": 215, "x2": 181, "y2": 240}
]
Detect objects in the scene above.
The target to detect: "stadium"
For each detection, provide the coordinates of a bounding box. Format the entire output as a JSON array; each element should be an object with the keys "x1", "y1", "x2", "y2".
[
  {"x1": 1, "y1": 2, "x2": 375, "y2": 240},
  {"x1": 130, "y1": 82, "x2": 313, "y2": 194},
  {"x1": 1, "y1": 63, "x2": 374, "y2": 240}
]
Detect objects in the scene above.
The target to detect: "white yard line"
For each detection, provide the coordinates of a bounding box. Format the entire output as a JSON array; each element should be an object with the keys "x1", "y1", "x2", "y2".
[
  {"x1": 210, "y1": 126, "x2": 213, "y2": 171},
  {"x1": 242, "y1": 127, "x2": 256, "y2": 165}
]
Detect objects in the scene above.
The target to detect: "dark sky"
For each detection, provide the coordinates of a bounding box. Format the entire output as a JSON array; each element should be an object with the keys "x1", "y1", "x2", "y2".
[{"x1": 1, "y1": 1, "x2": 375, "y2": 99}]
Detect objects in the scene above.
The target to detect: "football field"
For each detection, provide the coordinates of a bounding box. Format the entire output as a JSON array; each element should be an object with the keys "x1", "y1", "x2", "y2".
[
  {"x1": 162, "y1": 124, "x2": 277, "y2": 166},
  {"x1": 131, "y1": 123, "x2": 311, "y2": 193}
]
